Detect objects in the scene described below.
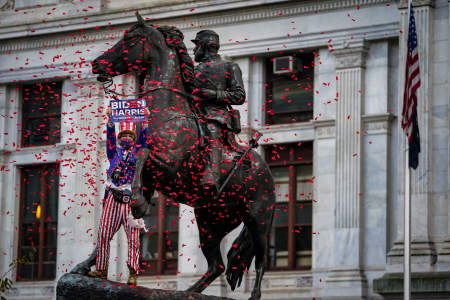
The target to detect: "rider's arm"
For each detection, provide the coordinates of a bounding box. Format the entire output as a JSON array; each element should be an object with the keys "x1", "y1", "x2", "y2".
[{"x1": 218, "y1": 62, "x2": 246, "y2": 105}]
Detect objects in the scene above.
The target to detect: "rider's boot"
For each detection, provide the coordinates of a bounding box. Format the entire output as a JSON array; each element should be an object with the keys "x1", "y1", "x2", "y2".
[
  {"x1": 201, "y1": 144, "x2": 222, "y2": 194},
  {"x1": 127, "y1": 265, "x2": 138, "y2": 286}
]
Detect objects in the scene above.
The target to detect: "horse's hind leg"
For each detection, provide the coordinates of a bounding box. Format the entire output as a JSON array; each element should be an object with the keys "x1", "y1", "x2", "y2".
[
  {"x1": 246, "y1": 196, "x2": 274, "y2": 299},
  {"x1": 186, "y1": 211, "x2": 227, "y2": 293},
  {"x1": 131, "y1": 147, "x2": 150, "y2": 219}
]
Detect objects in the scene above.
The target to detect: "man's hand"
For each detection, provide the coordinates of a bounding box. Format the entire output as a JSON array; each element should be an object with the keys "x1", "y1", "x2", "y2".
[
  {"x1": 199, "y1": 89, "x2": 217, "y2": 100},
  {"x1": 106, "y1": 106, "x2": 114, "y2": 125}
]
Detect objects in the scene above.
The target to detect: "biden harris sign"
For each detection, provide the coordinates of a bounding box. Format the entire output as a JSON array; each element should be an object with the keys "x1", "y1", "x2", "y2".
[{"x1": 110, "y1": 99, "x2": 147, "y2": 122}]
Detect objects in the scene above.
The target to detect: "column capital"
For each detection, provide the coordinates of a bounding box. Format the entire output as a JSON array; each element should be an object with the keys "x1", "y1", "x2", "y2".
[
  {"x1": 399, "y1": 0, "x2": 435, "y2": 9},
  {"x1": 332, "y1": 39, "x2": 369, "y2": 69}
]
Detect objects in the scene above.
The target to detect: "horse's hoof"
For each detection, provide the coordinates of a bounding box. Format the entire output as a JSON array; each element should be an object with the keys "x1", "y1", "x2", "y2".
[{"x1": 248, "y1": 291, "x2": 261, "y2": 300}]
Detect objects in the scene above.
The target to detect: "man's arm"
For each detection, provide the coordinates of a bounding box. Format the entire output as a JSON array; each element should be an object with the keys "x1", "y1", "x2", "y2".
[
  {"x1": 219, "y1": 62, "x2": 246, "y2": 105},
  {"x1": 136, "y1": 108, "x2": 150, "y2": 151},
  {"x1": 197, "y1": 62, "x2": 246, "y2": 106},
  {"x1": 106, "y1": 107, "x2": 116, "y2": 160}
]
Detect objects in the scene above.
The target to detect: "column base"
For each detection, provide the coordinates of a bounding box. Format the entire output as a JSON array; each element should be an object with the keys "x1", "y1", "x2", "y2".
[
  {"x1": 436, "y1": 239, "x2": 450, "y2": 268},
  {"x1": 324, "y1": 268, "x2": 368, "y2": 300},
  {"x1": 438, "y1": 238, "x2": 450, "y2": 255},
  {"x1": 387, "y1": 239, "x2": 437, "y2": 267},
  {"x1": 374, "y1": 272, "x2": 450, "y2": 300}
]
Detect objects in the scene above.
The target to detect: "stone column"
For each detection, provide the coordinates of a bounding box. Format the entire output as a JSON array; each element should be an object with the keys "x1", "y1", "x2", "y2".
[
  {"x1": 325, "y1": 39, "x2": 368, "y2": 300},
  {"x1": 445, "y1": 0, "x2": 450, "y2": 262},
  {"x1": 0, "y1": 85, "x2": 20, "y2": 280},
  {"x1": 388, "y1": 0, "x2": 436, "y2": 270},
  {"x1": 311, "y1": 47, "x2": 337, "y2": 293},
  {"x1": 436, "y1": 0, "x2": 450, "y2": 264}
]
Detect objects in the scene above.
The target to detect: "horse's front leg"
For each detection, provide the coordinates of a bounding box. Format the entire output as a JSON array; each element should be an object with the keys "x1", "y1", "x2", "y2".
[{"x1": 131, "y1": 147, "x2": 150, "y2": 219}]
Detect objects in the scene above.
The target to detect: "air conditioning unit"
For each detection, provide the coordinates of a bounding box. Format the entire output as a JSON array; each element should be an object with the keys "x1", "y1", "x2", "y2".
[{"x1": 273, "y1": 56, "x2": 297, "y2": 75}]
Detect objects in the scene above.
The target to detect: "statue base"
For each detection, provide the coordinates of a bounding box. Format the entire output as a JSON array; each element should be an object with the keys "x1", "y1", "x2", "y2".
[{"x1": 56, "y1": 273, "x2": 234, "y2": 300}]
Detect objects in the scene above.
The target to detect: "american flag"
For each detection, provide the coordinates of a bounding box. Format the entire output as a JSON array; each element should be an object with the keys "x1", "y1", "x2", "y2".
[{"x1": 401, "y1": 3, "x2": 421, "y2": 169}]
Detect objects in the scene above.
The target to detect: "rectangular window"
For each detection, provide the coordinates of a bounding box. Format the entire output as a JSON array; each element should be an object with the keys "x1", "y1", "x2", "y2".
[
  {"x1": 17, "y1": 164, "x2": 59, "y2": 281},
  {"x1": 140, "y1": 195, "x2": 179, "y2": 275},
  {"x1": 265, "y1": 52, "x2": 314, "y2": 125},
  {"x1": 265, "y1": 142, "x2": 313, "y2": 270},
  {"x1": 22, "y1": 81, "x2": 62, "y2": 147}
]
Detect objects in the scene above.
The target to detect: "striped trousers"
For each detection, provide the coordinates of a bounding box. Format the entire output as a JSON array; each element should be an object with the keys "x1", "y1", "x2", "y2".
[{"x1": 95, "y1": 191, "x2": 141, "y2": 273}]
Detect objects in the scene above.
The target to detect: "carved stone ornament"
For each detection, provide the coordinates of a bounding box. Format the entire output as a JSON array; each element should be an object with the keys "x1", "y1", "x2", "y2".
[
  {"x1": 0, "y1": 0, "x2": 13, "y2": 10},
  {"x1": 332, "y1": 39, "x2": 369, "y2": 69},
  {"x1": 399, "y1": 0, "x2": 435, "y2": 8}
]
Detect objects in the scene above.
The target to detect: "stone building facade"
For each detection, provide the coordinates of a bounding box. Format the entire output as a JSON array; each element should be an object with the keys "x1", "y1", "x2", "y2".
[{"x1": 0, "y1": 0, "x2": 449, "y2": 299}]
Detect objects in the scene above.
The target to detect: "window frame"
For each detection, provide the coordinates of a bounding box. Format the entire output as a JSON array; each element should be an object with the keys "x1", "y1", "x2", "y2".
[
  {"x1": 265, "y1": 142, "x2": 313, "y2": 271},
  {"x1": 21, "y1": 81, "x2": 62, "y2": 148},
  {"x1": 264, "y1": 52, "x2": 315, "y2": 126},
  {"x1": 17, "y1": 163, "x2": 59, "y2": 281},
  {"x1": 140, "y1": 195, "x2": 179, "y2": 276}
]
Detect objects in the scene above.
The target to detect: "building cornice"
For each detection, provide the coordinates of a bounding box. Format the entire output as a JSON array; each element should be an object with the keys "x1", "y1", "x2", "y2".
[
  {"x1": 398, "y1": 0, "x2": 435, "y2": 9},
  {"x1": 0, "y1": 0, "x2": 394, "y2": 42}
]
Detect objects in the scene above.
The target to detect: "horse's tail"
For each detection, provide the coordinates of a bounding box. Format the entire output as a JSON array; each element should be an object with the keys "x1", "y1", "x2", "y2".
[{"x1": 225, "y1": 225, "x2": 254, "y2": 291}]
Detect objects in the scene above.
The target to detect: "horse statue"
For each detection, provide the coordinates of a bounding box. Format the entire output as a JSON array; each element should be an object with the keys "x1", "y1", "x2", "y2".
[{"x1": 80, "y1": 13, "x2": 274, "y2": 300}]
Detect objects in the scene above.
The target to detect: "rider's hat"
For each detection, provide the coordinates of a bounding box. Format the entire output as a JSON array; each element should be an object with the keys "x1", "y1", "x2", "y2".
[
  {"x1": 118, "y1": 121, "x2": 137, "y2": 141},
  {"x1": 191, "y1": 30, "x2": 220, "y2": 49}
]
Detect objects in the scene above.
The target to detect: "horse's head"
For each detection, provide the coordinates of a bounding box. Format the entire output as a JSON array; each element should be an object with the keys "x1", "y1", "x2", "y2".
[{"x1": 92, "y1": 12, "x2": 157, "y2": 82}]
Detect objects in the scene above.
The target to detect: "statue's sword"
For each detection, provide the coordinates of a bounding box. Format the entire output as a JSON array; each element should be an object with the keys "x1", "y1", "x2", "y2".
[{"x1": 217, "y1": 131, "x2": 262, "y2": 195}]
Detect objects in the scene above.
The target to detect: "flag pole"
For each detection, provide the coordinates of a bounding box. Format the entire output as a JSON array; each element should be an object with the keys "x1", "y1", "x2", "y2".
[
  {"x1": 404, "y1": 2, "x2": 412, "y2": 299},
  {"x1": 404, "y1": 143, "x2": 411, "y2": 300}
]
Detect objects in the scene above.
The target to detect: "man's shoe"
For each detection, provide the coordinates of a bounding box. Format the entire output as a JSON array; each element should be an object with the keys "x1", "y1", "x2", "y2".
[
  {"x1": 127, "y1": 265, "x2": 138, "y2": 286},
  {"x1": 88, "y1": 269, "x2": 107, "y2": 279}
]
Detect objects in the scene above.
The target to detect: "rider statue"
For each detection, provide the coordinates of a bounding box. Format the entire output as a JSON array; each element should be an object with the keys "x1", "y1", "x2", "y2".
[{"x1": 191, "y1": 30, "x2": 246, "y2": 192}]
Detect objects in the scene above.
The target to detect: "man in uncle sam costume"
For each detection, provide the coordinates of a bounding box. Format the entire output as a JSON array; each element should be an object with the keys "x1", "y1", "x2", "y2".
[{"x1": 88, "y1": 106, "x2": 149, "y2": 285}]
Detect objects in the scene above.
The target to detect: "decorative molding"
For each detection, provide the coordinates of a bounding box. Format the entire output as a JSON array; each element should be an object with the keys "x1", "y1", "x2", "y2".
[
  {"x1": 333, "y1": 39, "x2": 369, "y2": 69},
  {"x1": 0, "y1": 0, "x2": 13, "y2": 11},
  {"x1": 0, "y1": 0, "x2": 394, "y2": 48},
  {"x1": 7, "y1": 283, "x2": 55, "y2": 297},
  {"x1": 296, "y1": 276, "x2": 313, "y2": 288},
  {"x1": 399, "y1": 0, "x2": 435, "y2": 9},
  {"x1": 221, "y1": 22, "x2": 398, "y2": 58},
  {"x1": 258, "y1": 121, "x2": 315, "y2": 145},
  {"x1": 313, "y1": 119, "x2": 336, "y2": 139},
  {"x1": 388, "y1": 240, "x2": 437, "y2": 265},
  {"x1": 362, "y1": 113, "x2": 394, "y2": 135},
  {"x1": 0, "y1": 65, "x2": 91, "y2": 84}
]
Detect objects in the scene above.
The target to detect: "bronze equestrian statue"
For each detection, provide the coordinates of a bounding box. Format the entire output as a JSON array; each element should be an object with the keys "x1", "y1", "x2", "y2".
[{"x1": 73, "y1": 13, "x2": 275, "y2": 300}]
